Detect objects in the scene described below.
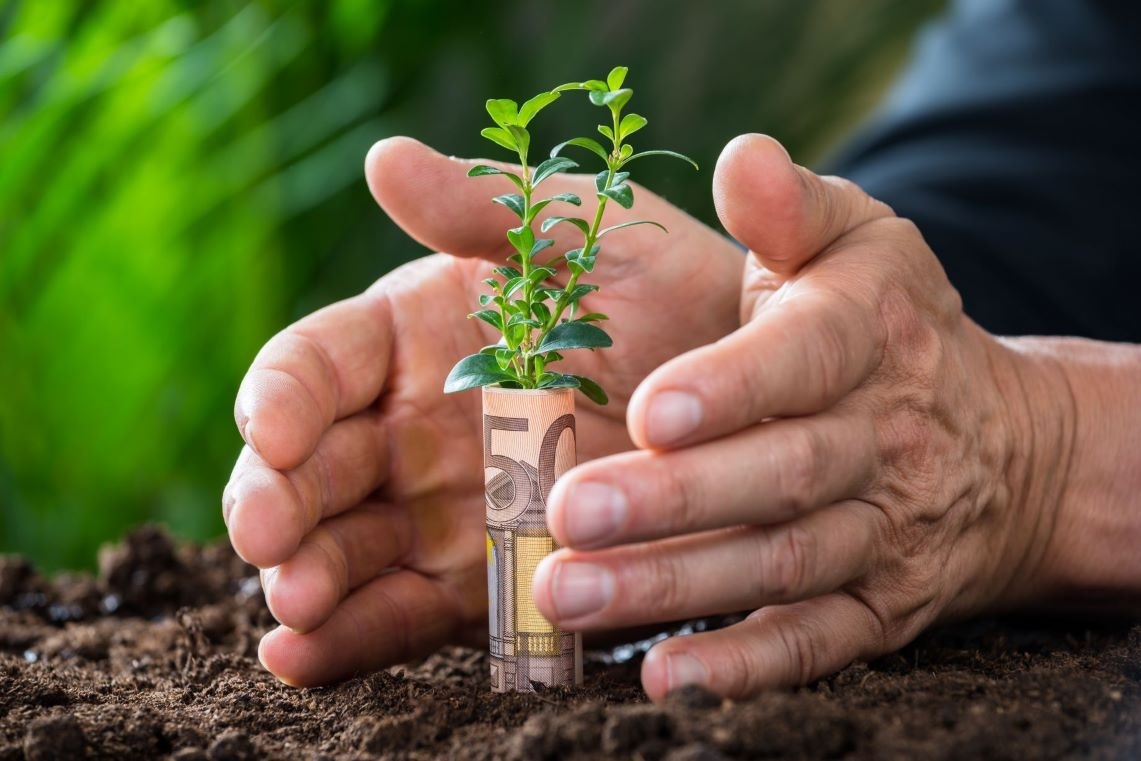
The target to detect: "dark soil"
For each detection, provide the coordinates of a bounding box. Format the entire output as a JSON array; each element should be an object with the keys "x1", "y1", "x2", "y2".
[{"x1": 1, "y1": 526, "x2": 1138, "y2": 760}]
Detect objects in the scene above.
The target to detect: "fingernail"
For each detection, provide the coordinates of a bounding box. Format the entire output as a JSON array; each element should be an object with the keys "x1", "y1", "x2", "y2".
[
  {"x1": 564, "y1": 482, "x2": 627, "y2": 547},
  {"x1": 646, "y1": 391, "x2": 703, "y2": 446},
  {"x1": 666, "y1": 652, "x2": 709, "y2": 690},
  {"x1": 550, "y1": 562, "x2": 615, "y2": 620}
]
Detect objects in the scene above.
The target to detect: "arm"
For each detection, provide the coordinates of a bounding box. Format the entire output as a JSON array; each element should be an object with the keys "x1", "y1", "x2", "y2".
[{"x1": 1001, "y1": 336, "x2": 1141, "y2": 610}]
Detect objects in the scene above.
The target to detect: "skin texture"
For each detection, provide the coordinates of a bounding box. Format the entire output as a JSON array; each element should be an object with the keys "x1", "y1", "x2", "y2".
[{"x1": 225, "y1": 134, "x2": 1141, "y2": 698}]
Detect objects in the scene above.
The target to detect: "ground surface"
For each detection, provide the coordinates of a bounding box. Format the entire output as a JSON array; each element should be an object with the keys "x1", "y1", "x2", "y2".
[{"x1": 0, "y1": 527, "x2": 1138, "y2": 760}]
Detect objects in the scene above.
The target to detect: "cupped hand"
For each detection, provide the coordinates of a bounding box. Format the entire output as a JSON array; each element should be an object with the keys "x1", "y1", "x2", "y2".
[
  {"x1": 222, "y1": 136, "x2": 744, "y2": 685},
  {"x1": 534, "y1": 134, "x2": 1064, "y2": 700}
]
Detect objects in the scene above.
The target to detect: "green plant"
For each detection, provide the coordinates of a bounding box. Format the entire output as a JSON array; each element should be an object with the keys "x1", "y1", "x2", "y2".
[{"x1": 442, "y1": 66, "x2": 696, "y2": 405}]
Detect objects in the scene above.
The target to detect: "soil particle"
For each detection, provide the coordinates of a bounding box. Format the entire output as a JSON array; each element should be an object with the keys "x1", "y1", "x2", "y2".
[
  {"x1": 1, "y1": 526, "x2": 1139, "y2": 760},
  {"x1": 23, "y1": 713, "x2": 85, "y2": 761}
]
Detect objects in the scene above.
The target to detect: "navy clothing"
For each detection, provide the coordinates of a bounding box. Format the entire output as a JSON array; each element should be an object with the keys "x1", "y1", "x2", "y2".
[{"x1": 827, "y1": 0, "x2": 1141, "y2": 341}]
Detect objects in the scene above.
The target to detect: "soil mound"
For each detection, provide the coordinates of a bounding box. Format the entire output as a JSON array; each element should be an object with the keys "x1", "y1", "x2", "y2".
[{"x1": 1, "y1": 527, "x2": 1138, "y2": 759}]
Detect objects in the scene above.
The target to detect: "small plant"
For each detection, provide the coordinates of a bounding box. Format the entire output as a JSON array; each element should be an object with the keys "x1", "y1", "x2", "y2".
[{"x1": 443, "y1": 66, "x2": 696, "y2": 405}]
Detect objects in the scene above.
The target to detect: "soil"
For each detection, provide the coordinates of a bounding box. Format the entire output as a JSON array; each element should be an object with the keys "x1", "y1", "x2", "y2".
[{"x1": 1, "y1": 526, "x2": 1138, "y2": 760}]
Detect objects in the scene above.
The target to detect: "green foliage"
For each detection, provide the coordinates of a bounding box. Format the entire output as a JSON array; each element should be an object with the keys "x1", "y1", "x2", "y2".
[{"x1": 444, "y1": 67, "x2": 696, "y2": 403}]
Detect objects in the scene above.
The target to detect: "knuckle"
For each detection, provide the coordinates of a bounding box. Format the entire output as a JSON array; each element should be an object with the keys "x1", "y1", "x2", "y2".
[
  {"x1": 774, "y1": 617, "x2": 820, "y2": 684},
  {"x1": 628, "y1": 552, "x2": 688, "y2": 619},
  {"x1": 653, "y1": 457, "x2": 707, "y2": 536},
  {"x1": 760, "y1": 524, "x2": 818, "y2": 601},
  {"x1": 303, "y1": 527, "x2": 350, "y2": 602},
  {"x1": 775, "y1": 425, "x2": 823, "y2": 517}
]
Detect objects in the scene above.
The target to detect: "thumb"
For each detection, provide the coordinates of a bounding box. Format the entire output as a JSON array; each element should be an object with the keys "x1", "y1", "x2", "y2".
[
  {"x1": 365, "y1": 136, "x2": 516, "y2": 259},
  {"x1": 712, "y1": 134, "x2": 892, "y2": 275}
]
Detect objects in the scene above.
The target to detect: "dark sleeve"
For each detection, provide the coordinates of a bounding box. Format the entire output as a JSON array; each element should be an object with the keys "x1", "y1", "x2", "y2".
[{"x1": 825, "y1": 0, "x2": 1141, "y2": 341}]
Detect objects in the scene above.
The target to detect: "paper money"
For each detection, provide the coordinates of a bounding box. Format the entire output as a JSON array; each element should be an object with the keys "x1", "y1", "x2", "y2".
[{"x1": 482, "y1": 386, "x2": 583, "y2": 692}]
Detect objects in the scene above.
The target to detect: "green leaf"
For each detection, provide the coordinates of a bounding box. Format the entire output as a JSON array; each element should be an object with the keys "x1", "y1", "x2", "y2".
[
  {"x1": 530, "y1": 192, "x2": 582, "y2": 219},
  {"x1": 574, "y1": 312, "x2": 610, "y2": 322},
  {"x1": 540, "y1": 216, "x2": 590, "y2": 235},
  {"x1": 529, "y1": 239, "x2": 555, "y2": 258},
  {"x1": 492, "y1": 193, "x2": 525, "y2": 218},
  {"x1": 528, "y1": 266, "x2": 556, "y2": 286},
  {"x1": 538, "y1": 322, "x2": 613, "y2": 353},
  {"x1": 468, "y1": 309, "x2": 504, "y2": 332},
  {"x1": 506, "y1": 226, "x2": 534, "y2": 255},
  {"x1": 531, "y1": 301, "x2": 551, "y2": 324},
  {"x1": 506, "y1": 312, "x2": 541, "y2": 328},
  {"x1": 444, "y1": 353, "x2": 516, "y2": 393},
  {"x1": 517, "y1": 91, "x2": 559, "y2": 126},
  {"x1": 619, "y1": 144, "x2": 633, "y2": 161},
  {"x1": 573, "y1": 375, "x2": 609, "y2": 405},
  {"x1": 538, "y1": 373, "x2": 581, "y2": 390},
  {"x1": 606, "y1": 66, "x2": 628, "y2": 91},
  {"x1": 479, "y1": 343, "x2": 503, "y2": 355},
  {"x1": 542, "y1": 351, "x2": 565, "y2": 363},
  {"x1": 482, "y1": 277, "x2": 500, "y2": 290},
  {"x1": 533, "y1": 156, "x2": 578, "y2": 186},
  {"x1": 480, "y1": 127, "x2": 517, "y2": 152},
  {"x1": 565, "y1": 245, "x2": 600, "y2": 274},
  {"x1": 600, "y1": 183, "x2": 634, "y2": 209},
  {"x1": 493, "y1": 266, "x2": 522, "y2": 280},
  {"x1": 506, "y1": 322, "x2": 527, "y2": 347},
  {"x1": 594, "y1": 170, "x2": 630, "y2": 192},
  {"x1": 619, "y1": 112, "x2": 646, "y2": 138},
  {"x1": 537, "y1": 287, "x2": 563, "y2": 302},
  {"x1": 598, "y1": 125, "x2": 615, "y2": 142},
  {"x1": 506, "y1": 125, "x2": 530, "y2": 156},
  {"x1": 468, "y1": 165, "x2": 525, "y2": 190},
  {"x1": 598, "y1": 219, "x2": 667, "y2": 237},
  {"x1": 564, "y1": 283, "x2": 600, "y2": 303},
  {"x1": 494, "y1": 347, "x2": 516, "y2": 370},
  {"x1": 486, "y1": 98, "x2": 519, "y2": 128},
  {"x1": 589, "y1": 88, "x2": 632, "y2": 111},
  {"x1": 478, "y1": 294, "x2": 493, "y2": 306},
  {"x1": 555, "y1": 78, "x2": 607, "y2": 93},
  {"x1": 551, "y1": 137, "x2": 609, "y2": 163},
  {"x1": 621, "y1": 150, "x2": 700, "y2": 171},
  {"x1": 502, "y1": 276, "x2": 528, "y2": 299}
]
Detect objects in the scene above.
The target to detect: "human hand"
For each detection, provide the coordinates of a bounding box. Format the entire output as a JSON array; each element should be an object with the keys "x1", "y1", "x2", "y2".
[
  {"x1": 222, "y1": 137, "x2": 744, "y2": 685},
  {"x1": 533, "y1": 134, "x2": 1071, "y2": 700}
]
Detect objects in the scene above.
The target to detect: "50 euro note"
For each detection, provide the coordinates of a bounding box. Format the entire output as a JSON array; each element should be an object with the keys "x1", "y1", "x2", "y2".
[{"x1": 482, "y1": 386, "x2": 582, "y2": 692}]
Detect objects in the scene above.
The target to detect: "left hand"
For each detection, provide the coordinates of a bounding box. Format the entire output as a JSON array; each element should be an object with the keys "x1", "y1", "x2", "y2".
[{"x1": 533, "y1": 134, "x2": 1068, "y2": 700}]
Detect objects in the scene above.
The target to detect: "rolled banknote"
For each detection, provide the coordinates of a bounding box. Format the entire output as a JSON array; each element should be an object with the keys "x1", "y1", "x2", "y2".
[{"x1": 482, "y1": 386, "x2": 583, "y2": 691}]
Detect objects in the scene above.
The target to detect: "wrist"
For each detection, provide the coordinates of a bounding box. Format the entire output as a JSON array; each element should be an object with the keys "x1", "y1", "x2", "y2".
[{"x1": 994, "y1": 335, "x2": 1141, "y2": 611}]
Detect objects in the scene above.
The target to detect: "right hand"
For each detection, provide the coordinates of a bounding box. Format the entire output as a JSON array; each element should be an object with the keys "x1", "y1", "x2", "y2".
[{"x1": 222, "y1": 136, "x2": 744, "y2": 686}]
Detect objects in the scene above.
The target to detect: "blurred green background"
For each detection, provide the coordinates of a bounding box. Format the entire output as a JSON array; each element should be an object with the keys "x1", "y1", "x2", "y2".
[{"x1": 0, "y1": 0, "x2": 944, "y2": 569}]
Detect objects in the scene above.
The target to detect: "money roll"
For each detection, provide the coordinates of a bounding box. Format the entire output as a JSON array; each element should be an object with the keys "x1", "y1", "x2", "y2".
[{"x1": 482, "y1": 386, "x2": 583, "y2": 692}]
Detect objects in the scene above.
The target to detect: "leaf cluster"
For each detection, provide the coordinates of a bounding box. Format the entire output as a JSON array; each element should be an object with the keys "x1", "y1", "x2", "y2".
[{"x1": 444, "y1": 67, "x2": 697, "y2": 405}]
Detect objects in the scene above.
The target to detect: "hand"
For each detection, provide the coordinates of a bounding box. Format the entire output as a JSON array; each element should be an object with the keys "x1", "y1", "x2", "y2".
[
  {"x1": 222, "y1": 137, "x2": 744, "y2": 685},
  {"x1": 533, "y1": 134, "x2": 1070, "y2": 700}
]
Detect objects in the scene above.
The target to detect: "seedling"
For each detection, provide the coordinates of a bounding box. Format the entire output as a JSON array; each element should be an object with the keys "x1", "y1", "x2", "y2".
[{"x1": 443, "y1": 66, "x2": 697, "y2": 404}]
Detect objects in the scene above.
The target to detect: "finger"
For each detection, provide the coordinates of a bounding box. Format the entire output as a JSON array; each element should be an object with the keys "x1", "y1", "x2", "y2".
[
  {"x1": 627, "y1": 287, "x2": 882, "y2": 449},
  {"x1": 364, "y1": 136, "x2": 678, "y2": 263},
  {"x1": 533, "y1": 503, "x2": 876, "y2": 630},
  {"x1": 548, "y1": 407, "x2": 875, "y2": 549},
  {"x1": 713, "y1": 133, "x2": 892, "y2": 275},
  {"x1": 641, "y1": 592, "x2": 885, "y2": 701},
  {"x1": 261, "y1": 500, "x2": 414, "y2": 633},
  {"x1": 258, "y1": 569, "x2": 462, "y2": 687},
  {"x1": 234, "y1": 291, "x2": 392, "y2": 470},
  {"x1": 224, "y1": 411, "x2": 389, "y2": 568}
]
